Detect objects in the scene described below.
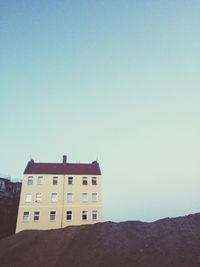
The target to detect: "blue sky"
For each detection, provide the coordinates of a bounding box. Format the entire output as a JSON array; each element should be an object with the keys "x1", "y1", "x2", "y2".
[{"x1": 1, "y1": 0, "x2": 200, "y2": 222}]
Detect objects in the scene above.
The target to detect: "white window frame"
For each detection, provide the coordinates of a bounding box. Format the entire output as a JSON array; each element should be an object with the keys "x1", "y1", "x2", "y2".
[
  {"x1": 33, "y1": 211, "x2": 40, "y2": 221},
  {"x1": 92, "y1": 177, "x2": 97, "y2": 185},
  {"x1": 50, "y1": 211, "x2": 56, "y2": 221},
  {"x1": 82, "y1": 177, "x2": 88, "y2": 185},
  {"x1": 37, "y1": 176, "x2": 43, "y2": 185},
  {"x1": 67, "y1": 193, "x2": 73, "y2": 203},
  {"x1": 52, "y1": 176, "x2": 58, "y2": 185},
  {"x1": 68, "y1": 177, "x2": 73, "y2": 185},
  {"x1": 23, "y1": 211, "x2": 29, "y2": 222},
  {"x1": 92, "y1": 193, "x2": 98, "y2": 202},
  {"x1": 25, "y1": 193, "x2": 32, "y2": 203},
  {"x1": 92, "y1": 210, "x2": 98, "y2": 221},
  {"x1": 82, "y1": 210, "x2": 88, "y2": 221},
  {"x1": 35, "y1": 193, "x2": 42, "y2": 203},
  {"x1": 66, "y1": 210, "x2": 72, "y2": 221},
  {"x1": 51, "y1": 192, "x2": 58, "y2": 202},
  {"x1": 82, "y1": 193, "x2": 88, "y2": 202},
  {"x1": 27, "y1": 176, "x2": 33, "y2": 185}
]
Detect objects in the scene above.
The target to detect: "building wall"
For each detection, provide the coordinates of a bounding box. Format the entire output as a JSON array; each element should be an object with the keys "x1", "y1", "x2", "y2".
[
  {"x1": 0, "y1": 178, "x2": 21, "y2": 198},
  {"x1": 16, "y1": 174, "x2": 102, "y2": 233}
]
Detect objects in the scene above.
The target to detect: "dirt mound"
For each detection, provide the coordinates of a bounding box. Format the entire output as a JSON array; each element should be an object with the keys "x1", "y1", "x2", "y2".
[
  {"x1": 0, "y1": 197, "x2": 19, "y2": 239},
  {"x1": 0, "y1": 213, "x2": 200, "y2": 267}
]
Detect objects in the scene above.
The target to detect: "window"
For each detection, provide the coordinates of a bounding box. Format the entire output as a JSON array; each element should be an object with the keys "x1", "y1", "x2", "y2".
[
  {"x1": 92, "y1": 210, "x2": 98, "y2": 221},
  {"x1": 35, "y1": 193, "x2": 42, "y2": 203},
  {"x1": 82, "y1": 177, "x2": 88, "y2": 185},
  {"x1": 92, "y1": 177, "x2": 97, "y2": 185},
  {"x1": 23, "y1": 211, "x2": 29, "y2": 222},
  {"x1": 0, "y1": 181, "x2": 6, "y2": 191},
  {"x1": 51, "y1": 193, "x2": 58, "y2": 202},
  {"x1": 50, "y1": 211, "x2": 56, "y2": 221},
  {"x1": 68, "y1": 177, "x2": 73, "y2": 185},
  {"x1": 37, "y1": 176, "x2": 43, "y2": 185},
  {"x1": 66, "y1": 211, "x2": 72, "y2": 221},
  {"x1": 82, "y1": 211, "x2": 88, "y2": 220},
  {"x1": 34, "y1": 211, "x2": 40, "y2": 221},
  {"x1": 67, "y1": 193, "x2": 73, "y2": 203},
  {"x1": 82, "y1": 193, "x2": 88, "y2": 202},
  {"x1": 27, "y1": 176, "x2": 33, "y2": 185},
  {"x1": 25, "y1": 193, "x2": 32, "y2": 203},
  {"x1": 92, "y1": 193, "x2": 98, "y2": 202},
  {"x1": 52, "y1": 177, "x2": 58, "y2": 185}
]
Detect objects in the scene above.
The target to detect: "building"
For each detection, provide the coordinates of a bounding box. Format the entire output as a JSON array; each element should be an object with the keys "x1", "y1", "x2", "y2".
[
  {"x1": 0, "y1": 176, "x2": 21, "y2": 198},
  {"x1": 16, "y1": 156, "x2": 102, "y2": 233},
  {"x1": 11, "y1": 181, "x2": 22, "y2": 196}
]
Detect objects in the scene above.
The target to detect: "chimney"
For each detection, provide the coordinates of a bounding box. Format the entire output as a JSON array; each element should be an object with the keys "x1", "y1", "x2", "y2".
[{"x1": 63, "y1": 155, "x2": 67, "y2": 163}]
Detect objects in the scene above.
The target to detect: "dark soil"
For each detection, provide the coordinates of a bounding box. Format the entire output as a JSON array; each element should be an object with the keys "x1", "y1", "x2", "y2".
[
  {"x1": 0, "y1": 213, "x2": 200, "y2": 267},
  {"x1": 0, "y1": 197, "x2": 19, "y2": 239}
]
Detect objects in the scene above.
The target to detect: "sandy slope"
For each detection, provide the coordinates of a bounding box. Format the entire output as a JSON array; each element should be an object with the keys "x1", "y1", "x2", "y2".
[{"x1": 0, "y1": 213, "x2": 200, "y2": 267}]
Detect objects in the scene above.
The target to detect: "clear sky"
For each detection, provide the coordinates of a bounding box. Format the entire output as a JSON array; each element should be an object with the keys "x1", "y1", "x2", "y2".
[{"x1": 1, "y1": 0, "x2": 200, "y2": 222}]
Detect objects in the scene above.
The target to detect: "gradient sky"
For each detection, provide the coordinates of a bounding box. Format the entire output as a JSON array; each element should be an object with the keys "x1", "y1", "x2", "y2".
[{"x1": 1, "y1": 0, "x2": 200, "y2": 222}]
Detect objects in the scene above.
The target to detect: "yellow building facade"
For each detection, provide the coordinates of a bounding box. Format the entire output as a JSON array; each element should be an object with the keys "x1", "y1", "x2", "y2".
[{"x1": 16, "y1": 156, "x2": 102, "y2": 233}]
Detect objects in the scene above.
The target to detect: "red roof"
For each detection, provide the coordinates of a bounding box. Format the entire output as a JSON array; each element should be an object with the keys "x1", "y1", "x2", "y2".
[{"x1": 24, "y1": 160, "x2": 101, "y2": 175}]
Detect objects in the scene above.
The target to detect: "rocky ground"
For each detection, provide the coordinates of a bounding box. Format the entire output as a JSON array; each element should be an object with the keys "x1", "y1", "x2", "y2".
[{"x1": 0, "y1": 213, "x2": 200, "y2": 267}]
